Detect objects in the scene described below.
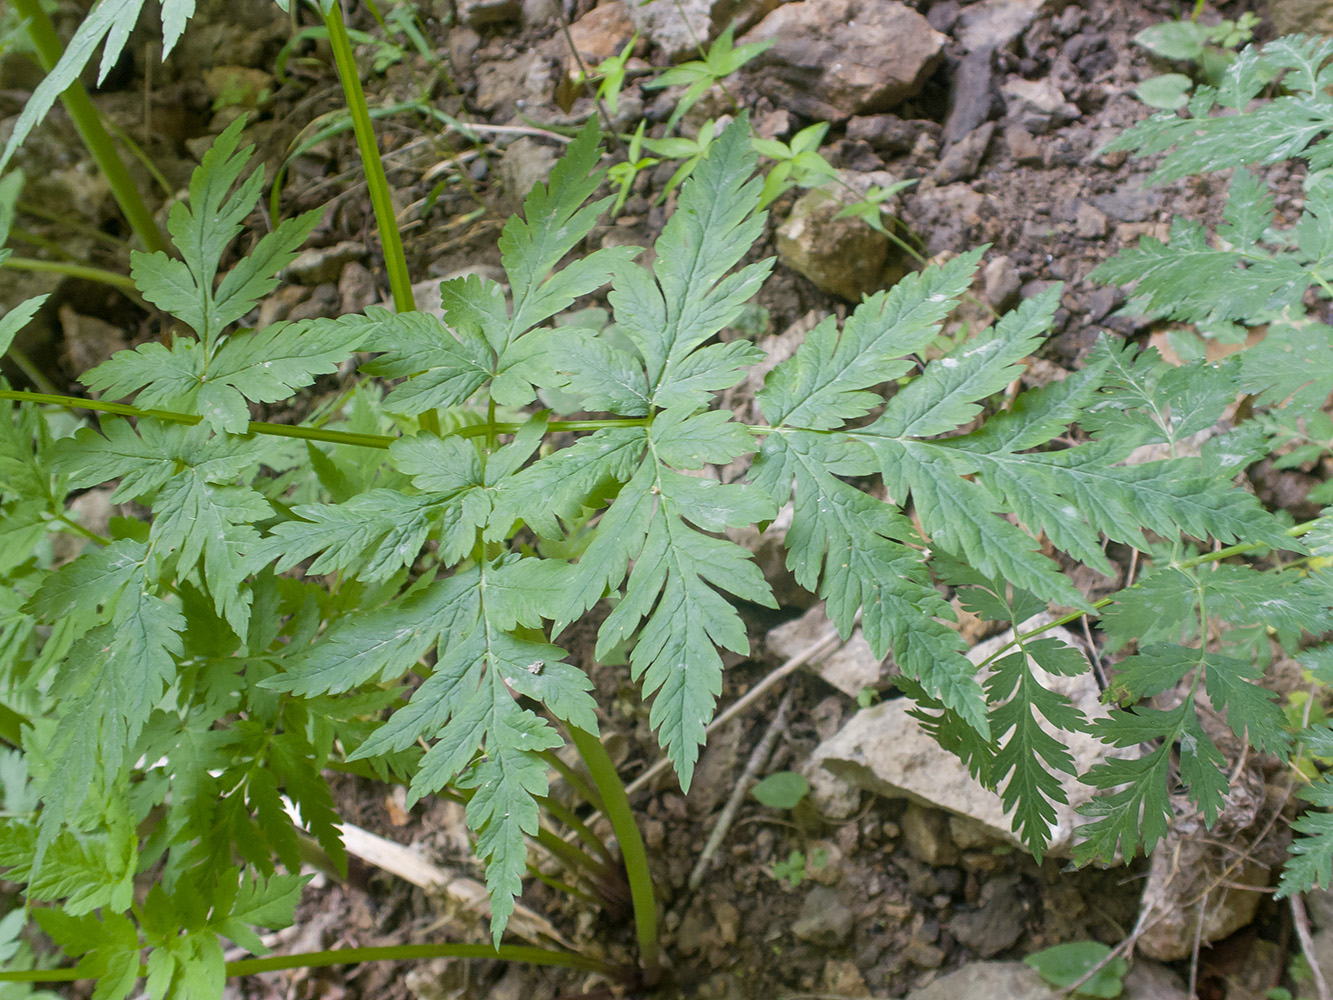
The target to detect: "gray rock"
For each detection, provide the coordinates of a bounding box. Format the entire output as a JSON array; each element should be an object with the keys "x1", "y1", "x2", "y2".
[
  {"x1": 777, "y1": 187, "x2": 891, "y2": 302},
  {"x1": 942, "y1": 48, "x2": 997, "y2": 146},
  {"x1": 792, "y1": 886, "x2": 854, "y2": 946},
  {"x1": 1074, "y1": 201, "x2": 1108, "y2": 240},
  {"x1": 907, "y1": 961, "x2": 1051, "y2": 1000},
  {"x1": 902, "y1": 802, "x2": 959, "y2": 866},
  {"x1": 981, "y1": 255, "x2": 1021, "y2": 311},
  {"x1": 457, "y1": 0, "x2": 520, "y2": 26},
  {"x1": 1271, "y1": 0, "x2": 1333, "y2": 35},
  {"x1": 766, "y1": 604, "x2": 884, "y2": 698},
  {"x1": 1002, "y1": 77, "x2": 1079, "y2": 135},
  {"x1": 950, "y1": 875, "x2": 1026, "y2": 957},
  {"x1": 934, "y1": 121, "x2": 994, "y2": 184},
  {"x1": 808, "y1": 615, "x2": 1125, "y2": 856},
  {"x1": 627, "y1": 0, "x2": 777, "y2": 62},
  {"x1": 284, "y1": 241, "x2": 367, "y2": 286},
  {"x1": 1090, "y1": 186, "x2": 1163, "y2": 224},
  {"x1": 1135, "y1": 834, "x2": 1271, "y2": 961},
  {"x1": 742, "y1": 0, "x2": 945, "y2": 121},
  {"x1": 498, "y1": 137, "x2": 561, "y2": 213},
  {"x1": 1307, "y1": 888, "x2": 1333, "y2": 930},
  {"x1": 956, "y1": 0, "x2": 1046, "y2": 54},
  {"x1": 906, "y1": 960, "x2": 1188, "y2": 1000},
  {"x1": 846, "y1": 114, "x2": 921, "y2": 155}
]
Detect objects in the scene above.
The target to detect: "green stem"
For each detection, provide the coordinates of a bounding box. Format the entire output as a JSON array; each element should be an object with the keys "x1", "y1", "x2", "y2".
[
  {"x1": 538, "y1": 795, "x2": 613, "y2": 864},
  {"x1": 55, "y1": 512, "x2": 110, "y2": 545},
  {"x1": 0, "y1": 943, "x2": 614, "y2": 985},
  {"x1": 567, "y1": 726, "x2": 659, "y2": 979},
  {"x1": 0, "y1": 390, "x2": 652, "y2": 449},
  {"x1": 322, "y1": 1, "x2": 415, "y2": 314},
  {"x1": 2, "y1": 256, "x2": 138, "y2": 293},
  {"x1": 455, "y1": 417, "x2": 651, "y2": 439},
  {"x1": 975, "y1": 519, "x2": 1322, "y2": 672},
  {"x1": 0, "y1": 390, "x2": 397, "y2": 450},
  {"x1": 12, "y1": 0, "x2": 168, "y2": 255},
  {"x1": 526, "y1": 863, "x2": 600, "y2": 906},
  {"x1": 534, "y1": 825, "x2": 612, "y2": 881},
  {"x1": 539, "y1": 749, "x2": 606, "y2": 812}
]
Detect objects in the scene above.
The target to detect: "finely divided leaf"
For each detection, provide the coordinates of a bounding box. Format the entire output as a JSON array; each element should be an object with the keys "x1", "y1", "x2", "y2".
[{"x1": 611, "y1": 117, "x2": 773, "y2": 407}]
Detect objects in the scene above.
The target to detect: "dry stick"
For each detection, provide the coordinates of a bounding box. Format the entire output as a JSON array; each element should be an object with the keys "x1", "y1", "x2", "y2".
[
  {"x1": 1292, "y1": 894, "x2": 1333, "y2": 1000},
  {"x1": 687, "y1": 686, "x2": 797, "y2": 893},
  {"x1": 282, "y1": 799, "x2": 572, "y2": 949}
]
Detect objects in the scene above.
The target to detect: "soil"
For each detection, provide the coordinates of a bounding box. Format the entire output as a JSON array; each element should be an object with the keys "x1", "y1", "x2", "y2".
[{"x1": 0, "y1": 0, "x2": 1321, "y2": 998}]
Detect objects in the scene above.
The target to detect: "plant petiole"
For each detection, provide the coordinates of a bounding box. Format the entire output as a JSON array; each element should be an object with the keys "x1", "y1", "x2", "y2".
[
  {"x1": 321, "y1": 1, "x2": 415, "y2": 315},
  {"x1": 11, "y1": 0, "x2": 168, "y2": 255},
  {"x1": 567, "y1": 725, "x2": 660, "y2": 981},
  {"x1": 0, "y1": 942, "x2": 616, "y2": 985}
]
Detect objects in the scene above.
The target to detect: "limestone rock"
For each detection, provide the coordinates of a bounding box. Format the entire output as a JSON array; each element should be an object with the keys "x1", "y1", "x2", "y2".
[
  {"x1": 1134, "y1": 836, "x2": 1271, "y2": 961},
  {"x1": 950, "y1": 875, "x2": 1026, "y2": 957},
  {"x1": 565, "y1": 2, "x2": 636, "y2": 64},
  {"x1": 766, "y1": 604, "x2": 885, "y2": 698},
  {"x1": 457, "y1": 0, "x2": 521, "y2": 26},
  {"x1": 628, "y1": 0, "x2": 777, "y2": 62},
  {"x1": 741, "y1": 0, "x2": 945, "y2": 121},
  {"x1": 955, "y1": 0, "x2": 1046, "y2": 54},
  {"x1": 777, "y1": 187, "x2": 890, "y2": 302},
  {"x1": 1271, "y1": 0, "x2": 1333, "y2": 36},
  {"x1": 902, "y1": 802, "x2": 959, "y2": 866},
  {"x1": 1002, "y1": 77, "x2": 1079, "y2": 135},
  {"x1": 934, "y1": 121, "x2": 994, "y2": 184},
  {"x1": 498, "y1": 137, "x2": 561, "y2": 212},
  {"x1": 284, "y1": 241, "x2": 367, "y2": 286},
  {"x1": 792, "y1": 886, "x2": 853, "y2": 946},
  {"x1": 808, "y1": 615, "x2": 1123, "y2": 856},
  {"x1": 905, "y1": 960, "x2": 1188, "y2": 1000}
]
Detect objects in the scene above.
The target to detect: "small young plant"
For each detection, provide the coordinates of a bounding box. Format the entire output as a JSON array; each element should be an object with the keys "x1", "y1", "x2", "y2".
[
  {"x1": 581, "y1": 33, "x2": 638, "y2": 118},
  {"x1": 644, "y1": 23, "x2": 772, "y2": 135},
  {"x1": 607, "y1": 121, "x2": 659, "y2": 215},
  {"x1": 1132, "y1": 8, "x2": 1262, "y2": 108},
  {"x1": 1025, "y1": 941, "x2": 1127, "y2": 998}
]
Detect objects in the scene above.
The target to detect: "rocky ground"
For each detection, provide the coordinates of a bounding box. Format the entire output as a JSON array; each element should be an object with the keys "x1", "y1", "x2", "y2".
[{"x1": 4, "y1": 0, "x2": 1332, "y2": 997}]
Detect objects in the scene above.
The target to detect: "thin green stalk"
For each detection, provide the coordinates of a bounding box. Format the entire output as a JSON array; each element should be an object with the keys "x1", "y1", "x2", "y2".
[
  {"x1": 2, "y1": 345, "x2": 60, "y2": 395},
  {"x1": 0, "y1": 942, "x2": 614, "y2": 985},
  {"x1": 539, "y1": 749, "x2": 606, "y2": 812},
  {"x1": 3, "y1": 256, "x2": 138, "y2": 293},
  {"x1": 975, "y1": 518, "x2": 1322, "y2": 672},
  {"x1": 534, "y1": 824, "x2": 612, "y2": 881},
  {"x1": 0, "y1": 390, "x2": 397, "y2": 450},
  {"x1": 56, "y1": 512, "x2": 110, "y2": 545},
  {"x1": 2, "y1": 389, "x2": 652, "y2": 449},
  {"x1": 526, "y1": 862, "x2": 601, "y2": 906},
  {"x1": 455, "y1": 417, "x2": 651, "y2": 439},
  {"x1": 322, "y1": 1, "x2": 415, "y2": 314},
  {"x1": 567, "y1": 726, "x2": 659, "y2": 979},
  {"x1": 12, "y1": 0, "x2": 167, "y2": 256},
  {"x1": 538, "y1": 794, "x2": 613, "y2": 864},
  {"x1": 17, "y1": 199, "x2": 127, "y2": 251}
]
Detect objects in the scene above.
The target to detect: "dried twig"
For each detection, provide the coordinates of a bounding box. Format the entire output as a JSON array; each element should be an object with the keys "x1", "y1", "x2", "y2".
[
  {"x1": 687, "y1": 686, "x2": 797, "y2": 893},
  {"x1": 1292, "y1": 894, "x2": 1333, "y2": 1000},
  {"x1": 283, "y1": 799, "x2": 572, "y2": 948}
]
